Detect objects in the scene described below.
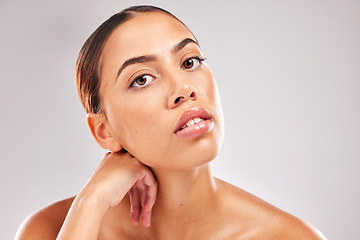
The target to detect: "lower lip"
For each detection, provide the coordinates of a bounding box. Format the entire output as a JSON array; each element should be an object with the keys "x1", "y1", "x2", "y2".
[{"x1": 175, "y1": 120, "x2": 213, "y2": 138}]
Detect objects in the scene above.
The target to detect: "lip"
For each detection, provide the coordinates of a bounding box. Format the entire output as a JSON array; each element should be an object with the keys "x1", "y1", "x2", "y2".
[{"x1": 174, "y1": 106, "x2": 212, "y2": 137}]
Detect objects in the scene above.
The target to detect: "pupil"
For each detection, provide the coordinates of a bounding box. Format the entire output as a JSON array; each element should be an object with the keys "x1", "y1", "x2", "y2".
[
  {"x1": 137, "y1": 76, "x2": 146, "y2": 85},
  {"x1": 185, "y1": 59, "x2": 194, "y2": 68}
]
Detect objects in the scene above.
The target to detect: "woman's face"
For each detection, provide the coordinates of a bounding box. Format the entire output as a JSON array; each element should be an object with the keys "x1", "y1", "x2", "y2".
[{"x1": 99, "y1": 12, "x2": 224, "y2": 170}]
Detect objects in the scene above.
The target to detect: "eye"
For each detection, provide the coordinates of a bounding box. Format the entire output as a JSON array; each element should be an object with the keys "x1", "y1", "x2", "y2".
[
  {"x1": 130, "y1": 74, "x2": 155, "y2": 88},
  {"x1": 182, "y1": 56, "x2": 206, "y2": 70}
]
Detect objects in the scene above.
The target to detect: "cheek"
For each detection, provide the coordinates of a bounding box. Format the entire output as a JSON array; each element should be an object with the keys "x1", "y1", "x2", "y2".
[
  {"x1": 123, "y1": 118, "x2": 174, "y2": 168},
  {"x1": 201, "y1": 71, "x2": 223, "y2": 115},
  {"x1": 203, "y1": 73, "x2": 225, "y2": 147},
  {"x1": 110, "y1": 91, "x2": 172, "y2": 159}
]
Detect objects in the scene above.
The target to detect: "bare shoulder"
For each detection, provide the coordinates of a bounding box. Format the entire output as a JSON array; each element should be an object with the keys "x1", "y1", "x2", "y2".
[
  {"x1": 15, "y1": 196, "x2": 75, "y2": 240},
  {"x1": 215, "y1": 179, "x2": 327, "y2": 240}
]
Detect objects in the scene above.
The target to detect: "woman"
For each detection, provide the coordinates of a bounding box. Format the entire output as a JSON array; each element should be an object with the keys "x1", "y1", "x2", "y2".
[{"x1": 16, "y1": 5, "x2": 326, "y2": 240}]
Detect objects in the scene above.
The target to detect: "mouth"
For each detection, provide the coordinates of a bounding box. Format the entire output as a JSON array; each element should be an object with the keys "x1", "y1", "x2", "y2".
[
  {"x1": 178, "y1": 117, "x2": 206, "y2": 131},
  {"x1": 174, "y1": 106, "x2": 213, "y2": 138}
]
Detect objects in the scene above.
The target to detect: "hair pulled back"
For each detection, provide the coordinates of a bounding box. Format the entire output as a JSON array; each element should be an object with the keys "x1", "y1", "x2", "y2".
[{"x1": 75, "y1": 5, "x2": 179, "y2": 113}]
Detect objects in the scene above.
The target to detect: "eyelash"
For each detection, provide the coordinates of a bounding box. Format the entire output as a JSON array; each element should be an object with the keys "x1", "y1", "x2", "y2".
[
  {"x1": 182, "y1": 55, "x2": 206, "y2": 69},
  {"x1": 129, "y1": 55, "x2": 206, "y2": 89},
  {"x1": 129, "y1": 74, "x2": 154, "y2": 90}
]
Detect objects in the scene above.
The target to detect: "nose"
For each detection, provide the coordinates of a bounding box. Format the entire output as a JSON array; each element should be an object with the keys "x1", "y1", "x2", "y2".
[{"x1": 168, "y1": 81, "x2": 198, "y2": 108}]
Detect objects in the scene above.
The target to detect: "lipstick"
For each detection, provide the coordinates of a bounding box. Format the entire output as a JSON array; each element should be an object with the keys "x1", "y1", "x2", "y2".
[{"x1": 174, "y1": 106, "x2": 213, "y2": 138}]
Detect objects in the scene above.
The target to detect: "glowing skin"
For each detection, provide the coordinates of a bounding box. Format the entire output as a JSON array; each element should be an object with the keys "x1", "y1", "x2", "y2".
[
  {"x1": 15, "y1": 10, "x2": 326, "y2": 240},
  {"x1": 99, "y1": 12, "x2": 224, "y2": 170}
]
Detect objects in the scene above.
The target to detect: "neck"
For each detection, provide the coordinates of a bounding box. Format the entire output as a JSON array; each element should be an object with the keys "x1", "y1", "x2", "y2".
[{"x1": 147, "y1": 163, "x2": 220, "y2": 237}]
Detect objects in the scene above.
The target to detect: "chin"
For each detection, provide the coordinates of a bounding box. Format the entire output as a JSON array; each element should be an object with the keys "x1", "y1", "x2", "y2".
[{"x1": 148, "y1": 130, "x2": 223, "y2": 170}]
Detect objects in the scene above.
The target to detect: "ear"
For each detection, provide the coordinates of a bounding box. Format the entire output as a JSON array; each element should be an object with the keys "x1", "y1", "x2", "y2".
[{"x1": 87, "y1": 112, "x2": 122, "y2": 152}]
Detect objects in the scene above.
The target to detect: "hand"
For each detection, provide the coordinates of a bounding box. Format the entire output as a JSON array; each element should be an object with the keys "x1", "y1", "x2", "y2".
[{"x1": 80, "y1": 149, "x2": 157, "y2": 227}]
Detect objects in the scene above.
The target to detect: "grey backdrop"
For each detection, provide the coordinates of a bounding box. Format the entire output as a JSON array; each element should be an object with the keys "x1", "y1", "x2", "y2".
[{"x1": 1, "y1": 0, "x2": 359, "y2": 239}]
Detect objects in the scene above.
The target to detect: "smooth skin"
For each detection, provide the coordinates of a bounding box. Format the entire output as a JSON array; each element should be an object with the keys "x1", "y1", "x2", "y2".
[{"x1": 15, "y1": 12, "x2": 327, "y2": 240}]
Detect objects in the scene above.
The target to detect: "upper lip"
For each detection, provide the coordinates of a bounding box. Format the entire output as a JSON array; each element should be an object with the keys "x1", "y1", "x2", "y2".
[{"x1": 174, "y1": 106, "x2": 212, "y2": 133}]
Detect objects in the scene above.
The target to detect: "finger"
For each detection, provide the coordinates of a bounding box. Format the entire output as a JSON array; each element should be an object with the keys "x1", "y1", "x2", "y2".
[
  {"x1": 135, "y1": 180, "x2": 147, "y2": 208},
  {"x1": 129, "y1": 186, "x2": 140, "y2": 226},
  {"x1": 142, "y1": 173, "x2": 158, "y2": 212},
  {"x1": 141, "y1": 208, "x2": 152, "y2": 228}
]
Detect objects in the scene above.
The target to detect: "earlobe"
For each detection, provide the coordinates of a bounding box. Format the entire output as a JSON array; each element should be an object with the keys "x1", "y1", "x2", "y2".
[{"x1": 87, "y1": 112, "x2": 122, "y2": 152}]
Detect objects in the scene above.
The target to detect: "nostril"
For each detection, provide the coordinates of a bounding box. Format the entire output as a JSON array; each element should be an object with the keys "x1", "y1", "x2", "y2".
[
  {"x1": 174, "y1": 97, "x2": 181, "y2": 104},
  {"x1": 190, "y1": 92, "x2": 195, "y2": 98}
]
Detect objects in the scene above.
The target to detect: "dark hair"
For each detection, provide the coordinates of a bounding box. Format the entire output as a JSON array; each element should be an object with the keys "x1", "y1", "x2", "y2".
[{"x1": 75, "y1": 5, "x2": 188, "y2": 113}]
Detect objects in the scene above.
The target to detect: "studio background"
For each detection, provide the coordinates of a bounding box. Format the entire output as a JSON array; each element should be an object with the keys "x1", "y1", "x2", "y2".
[{"x1": 1, "y1": 0, "x2": 359, "y2": 239}]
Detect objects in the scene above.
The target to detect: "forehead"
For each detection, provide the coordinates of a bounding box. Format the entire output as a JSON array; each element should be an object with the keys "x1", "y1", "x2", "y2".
[{"x1": 101, "y1": 12, "x2": 195, "y2": 64}]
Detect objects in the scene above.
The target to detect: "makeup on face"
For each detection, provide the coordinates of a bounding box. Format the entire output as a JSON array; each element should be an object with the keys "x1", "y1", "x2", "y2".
[
  {"x1": 99, "y1": 12, "x2": 224, "y2": 169},
  {"x1": 174, "y1": 106, "x2": 213, "y2": 138}
]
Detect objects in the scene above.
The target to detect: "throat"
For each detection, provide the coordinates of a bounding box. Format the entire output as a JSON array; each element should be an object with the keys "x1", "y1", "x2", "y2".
[{"x1": 150, "y1": 164, "x2": 218, "y2": 224}]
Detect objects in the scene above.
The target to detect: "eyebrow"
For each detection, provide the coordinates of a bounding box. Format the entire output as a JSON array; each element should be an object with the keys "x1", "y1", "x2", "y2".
[
  {"x1": 116, "y1": 55, "x2": 156, "y2": 79},
  {"x1": 116, "y1": 38, "x2": 199, "y2": 79},
  {"x1": 172, "y1": 38, "x2": 198, "y2": 53}
]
